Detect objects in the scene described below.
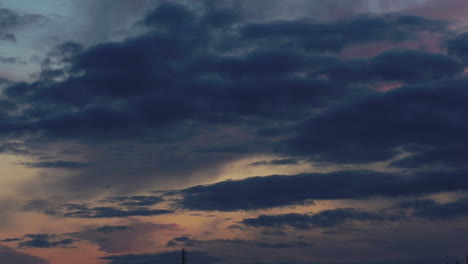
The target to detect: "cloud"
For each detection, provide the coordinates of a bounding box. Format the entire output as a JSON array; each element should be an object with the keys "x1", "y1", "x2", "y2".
[
  {"x1": 241, "y1": 208, "x2": 385, "y2": 230},
  {"x1": 141, "y1": 2, "x2": 196, "y2": 30},
  {"x1": 284, "y1": 78, "x2": 468, "y2": 164},
  {"x1": 103, "y1": 196, "x2": 164, "y2": 207},
  {"x1": 62, "y1": 206, "x2": 173, "y2": 218},
  {"x1": 370, "y1": 49, "x2": 461, "y2": 82},
  {"x1": 0, "y1": 56, "x2": 24, "y2": 64},
  {"x1": 322, "y1": 49, "x2": 463, "y2": 84},
  {"x1": 0, "y1": 246, "x2": 49, "y2": 264},
  {"x1": 250, "y1": 158, "x2": 301, "y2": 166},
  {"x1": 23, "y1": 200, "x2": 173, "y2": 218},
  {"x1": 0, "y1": 0, "x2": 454, "y2": 198},
  {"x1": 18, "y1": 234, "x2": 74, "y2": 248},
  {"x1": 95, "y1": 225, "x2": 131, "y2": 233},
  {"x1": 0, "y1": 8, "x2": 47, "y2": 29},
  {"x1": 241, "y1": 13, "x2": 446, "y2": 52},
  {"x1": 391, "y1": 145, "x2": 468, "y2": 168},
  {"x1": 71, "y1": 221, "x2": 181, "y2": 253},
  {"x1": 1, "y1": 7, "x2": 447, "y2": 142},
  {"x1": 447, "y1": 33, "x2": 468, "y2": 64},
  {"x1": 0, "y1": 1, "x2": 462, "y2": 202},
  {"x1": 166, "y1": 236, "x2": 197, "y2": 247},
  {"x1": 0, "y1": 142, "x2": 28, "y2": 155},
  {"x1": 0, "y1": 8, "x2": 48, "y2": 42},
  {"x1": 176, "y1": 169, "x2": 468, "y2": 211},
  {"x1": 398, "y1": 197, "x2": 468, "y2": 220},
  {"x1": 0, "y1": 237, "x2": 21, "y2": 242},
  {"x1": 0, "y1": 33, "x2": 15, "y2": 42},
  {"x1": 396, "y1": 199, "x2": 438, "y2": 209}
]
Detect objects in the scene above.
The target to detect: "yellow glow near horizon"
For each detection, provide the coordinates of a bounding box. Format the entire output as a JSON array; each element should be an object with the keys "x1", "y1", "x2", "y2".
[{"x1": 0, "y1": 154, "x2": 40, "y2": 198}]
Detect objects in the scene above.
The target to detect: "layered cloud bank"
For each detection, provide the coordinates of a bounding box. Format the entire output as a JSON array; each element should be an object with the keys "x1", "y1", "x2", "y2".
[{"x1": 1, "y1": 1, "x2": 468, "y2": 264}]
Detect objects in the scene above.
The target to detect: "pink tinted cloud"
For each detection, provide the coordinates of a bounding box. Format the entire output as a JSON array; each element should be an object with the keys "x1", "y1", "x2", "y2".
[
  {"x1": 405, "y1": 0, "x2": 468, "y2": 23},
  {"x1": 342, "y1": 32, "x2": 444, "y2": 58},
  {"x1": 372, "y1": 81, "x2": 404, "y2": 92}
]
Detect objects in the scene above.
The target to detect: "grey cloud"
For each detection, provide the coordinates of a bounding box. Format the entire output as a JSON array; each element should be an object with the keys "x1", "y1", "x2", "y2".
[
  {"x1": 0, "y1": 56, "x2": 24, "y2": 64},
  {"x1": 0, "y1": 33, "x2": 15, "y2": 42},
  {"x1": 0, "y1": 8, "x2": 48, "y2": 42},
  {"x1": 18, "y1": 234, "x2": 74, "y2": 248},
  {"x1": 242, "y1": 209, "x2": 385, "y2": 230}
]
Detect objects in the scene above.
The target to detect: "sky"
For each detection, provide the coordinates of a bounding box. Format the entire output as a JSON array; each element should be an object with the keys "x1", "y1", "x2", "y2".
[{"x1": 2, "y1": 0, "x2": 468, "y2": 263}]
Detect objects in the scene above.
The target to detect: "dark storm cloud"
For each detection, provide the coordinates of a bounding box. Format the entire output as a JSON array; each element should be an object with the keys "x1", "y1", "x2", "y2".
[
  {"x1": 18, "y1": 234, "x2": 74, "y2": 248},
  {"x1": 177, "y1": 169, "x2": 468, "y2": 211},
  {"x1": 0, "y1": 6, "x2": 449, "y2": 142},
  {"x1": 102, "y1": 250, "x2": 222, "y2": 264},
  {"x1": 284, "y1": 78, "x2": 468, "y2": 164},
  {"x1": 241, "y1": 209, "x2": 384, "y2": 230},
  {"x1": 370, "y1": 49, "x2": 461, "y2": 82},
  {"x1": 241, "y1": 13, "x2": 445, "y2": 52},
  {"x1": 321, "y1": 49, "x2": 462, "y2": 84},
  {"x1": 0, "y1": 1, "x2": 460, "y2": 197}
]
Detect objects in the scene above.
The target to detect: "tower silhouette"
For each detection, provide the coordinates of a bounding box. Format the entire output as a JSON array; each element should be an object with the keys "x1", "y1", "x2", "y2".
[{"x1": 182, "y1": 248, "x2": 186, "y2": 264}]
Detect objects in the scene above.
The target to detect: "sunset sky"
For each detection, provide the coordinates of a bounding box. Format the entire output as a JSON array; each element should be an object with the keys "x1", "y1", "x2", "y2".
[{"x1": 1, "y1": 0, "x2": 468, "y2": 263}]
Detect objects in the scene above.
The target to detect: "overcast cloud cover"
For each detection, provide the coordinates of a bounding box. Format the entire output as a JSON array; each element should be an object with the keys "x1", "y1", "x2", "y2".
[{"x1": 1, "y1": 0, "x2": 468, "y2": 264}]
